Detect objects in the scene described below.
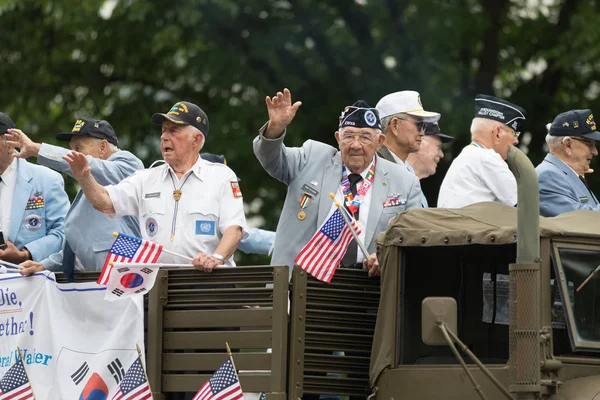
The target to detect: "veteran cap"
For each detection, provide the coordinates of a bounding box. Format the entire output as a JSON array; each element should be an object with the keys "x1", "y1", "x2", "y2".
[
  {"x1": 375, "y1": 91, "x2": 440, "y2": 123},
  {"x1": 56, "y1": 118, "x2": 118, "y2": 146},
  {"x1": 425, "y1": 122, "x2": 455, "y2": 143},
  {"x1": 548, "y1": 109, "x2": 600, "y2": 141},
  {"x1": 151, "y1": 101, "x2": 209, "y2": 137},
  {"x1": 475, "y1": 94, "x2": 527, "y2": 132},
  {"x1": 0, "y1": 113, "x2": 15, "y2": 134},
  {"x1": 339, "y1": 100, "x2": 382, "y2": 130}
]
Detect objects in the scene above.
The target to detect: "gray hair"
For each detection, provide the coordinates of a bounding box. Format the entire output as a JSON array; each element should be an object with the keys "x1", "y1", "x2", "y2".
[
  {"x1": 189, "y1": 126, "x2": 206, "y2": 150},
  {"x1": 89, "y1": 137, "x2": 119, "y2": 154},
  {"x1": 545, "y1": 133, "x2": 563, "y2": 152},
  {"x1": 470, "y1": 117, "x2": 503, "y2": 140},
  {"x1": 380, "y1": 113, "x2": 406, "y2": 133}
]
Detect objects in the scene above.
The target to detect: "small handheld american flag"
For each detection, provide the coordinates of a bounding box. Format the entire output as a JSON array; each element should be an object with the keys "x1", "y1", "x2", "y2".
[
  {"x1": 98, "y1": 233, "x2": 163, "y2": 285},
  {"x1": 111, "y1": 356, "x2": 152, "y2": 400},
  {"x1": 0, "y1": 351, "x2": 35, "y2": 400},
  {"x1": 294, "y1": 207, "x2": 361, "y2": 283},
  {"x1": 192, "y1": 358, "x2": 243, "y2": 400}
]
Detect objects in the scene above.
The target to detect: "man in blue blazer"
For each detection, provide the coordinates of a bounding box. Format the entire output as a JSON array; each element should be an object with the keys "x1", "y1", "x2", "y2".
[
  {"x1": 0, "y1": 113, "x2": 69, "y2": 263},
  {"x1": 537, "y1": 109, "x2": 600, "y2": 217},
  {"x1": 6, "y1": 118, "x2": 143, "y2": 275}
]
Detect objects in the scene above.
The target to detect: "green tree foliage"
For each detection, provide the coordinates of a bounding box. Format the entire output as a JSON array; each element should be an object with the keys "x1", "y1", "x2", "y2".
[{"x1": 1, "y1": 0, "x2": 600, "y2": 263}]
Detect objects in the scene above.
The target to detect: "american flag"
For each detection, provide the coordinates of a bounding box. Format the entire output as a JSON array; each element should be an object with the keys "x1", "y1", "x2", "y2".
[
  {"x1": 97, "y1": 233, "x2": 163, "y2": 285},
  {"x1": 111, "y1": 357, "x2": 152, "y2": 400},
  {"x1": 294, "y1": 207, "x2": 361, "y2": 283},
  {"x1": 192, "y1": 359, "x2": 243, "y2": 400},
  {"x1": 0, "y1": 357, "x2": 34, "y2": 400}
]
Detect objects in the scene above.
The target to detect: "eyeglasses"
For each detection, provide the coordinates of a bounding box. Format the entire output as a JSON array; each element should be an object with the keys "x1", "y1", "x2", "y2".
[
  {"x1": 395, "y1": 117, "x2": 427, "y2": 132},
  {"x1": 568, "y1": 136, "x2": 596, "y2": 148},
  {"x1": 340, "y1": 133, "x2": 377, "y2": 145},
  {"x1": 501, "y1": 125, "x2": 520, "y2": 138}
]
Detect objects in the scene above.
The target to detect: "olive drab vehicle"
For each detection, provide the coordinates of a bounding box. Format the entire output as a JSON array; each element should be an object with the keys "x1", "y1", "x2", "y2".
[{"x1": 60, "y1": 146, "x2": 600, "y2": 400}]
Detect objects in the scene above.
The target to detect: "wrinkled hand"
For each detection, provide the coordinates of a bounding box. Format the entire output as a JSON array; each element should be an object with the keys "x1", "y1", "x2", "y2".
[
  {"x1": 63, "y1": 151, "x2": 91, "y2": 181},
  {"x1": 5, "y1": 129, "x2": 40, "y2": 158},
  {"x1": 264, "y1": 88, "x2": 302, "y2": 137},
  {"x1": 0, "y1": 241, "x2": 27, "y2": 264},
  {"x1": 364, "y1": 253, "x2": 380, "y2": 277},
  {"x1": 19, "y1": 261, "x2": 44, "y2": 276},
  {"x1": 192, "y1": 252, "x2": 222, "y2": 273}
]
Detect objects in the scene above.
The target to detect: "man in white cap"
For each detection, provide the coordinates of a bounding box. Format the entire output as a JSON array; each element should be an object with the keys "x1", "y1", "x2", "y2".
[
  {"x1": 375, "y1": 90, "x2": 441, "y2": 172},
  {"x1": 438, "y1": 94, "x2": 526, "y2": 208}
]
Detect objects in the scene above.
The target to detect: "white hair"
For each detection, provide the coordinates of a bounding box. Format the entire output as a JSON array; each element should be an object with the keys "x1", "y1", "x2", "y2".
[
  {"x1": 189, "y1": 125, "x2": 206, "y2": 150},
  {"x1": 88, "y1": 137, "x2": 119, "y2": 154},
  {"x1": 470, "y1": 117, "x2": 503, "y2": 140},
  {"x1": 545, "y1": 133, "x2": 563, "y2": 153},
  {"x1": 380, "y1": 113, "x2": 406, "y2": 133}
]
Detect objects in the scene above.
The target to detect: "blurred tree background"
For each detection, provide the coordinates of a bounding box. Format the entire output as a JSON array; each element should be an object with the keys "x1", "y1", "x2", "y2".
[{"x1": 1, "y1": 0, "x2": 599, "y2": 264}]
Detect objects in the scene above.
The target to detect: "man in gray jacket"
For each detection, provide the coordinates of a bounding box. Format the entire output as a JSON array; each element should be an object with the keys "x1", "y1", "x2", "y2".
[
  {"x1": 6, "y1": 118, "x2": 143, "y2": 276},
  {"x1": 253, "y1": 88, "x2": 422, "y2": 278}
]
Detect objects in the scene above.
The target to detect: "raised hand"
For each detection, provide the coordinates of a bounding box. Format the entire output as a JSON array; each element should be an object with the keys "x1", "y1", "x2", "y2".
[
  {"x1": 63, "y1": 151, "x2": 91, "y2": 181},
  {"x1": 264, "y1": 88, "x2": 302, "y2": 138},
  {"x1": 5, "y1": 129, "x2": 41, "y2": 158}
]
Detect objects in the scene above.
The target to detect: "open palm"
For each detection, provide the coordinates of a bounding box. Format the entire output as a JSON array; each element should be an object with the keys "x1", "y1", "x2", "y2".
[{"x1": 265, "y1": 88, "x2": 302, "y2": 136}]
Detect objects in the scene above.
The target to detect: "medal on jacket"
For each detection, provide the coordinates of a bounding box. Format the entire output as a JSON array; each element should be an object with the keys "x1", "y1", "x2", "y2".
[
  {"x1": 173, "y1": 190, "x2": 182, "y2": 201},
  {"x1": 341, "y1": 157, "x2": 376, "y2": 214},
  {"x1": 298, "y1": 193, "x2": 312, "y2": 220}
]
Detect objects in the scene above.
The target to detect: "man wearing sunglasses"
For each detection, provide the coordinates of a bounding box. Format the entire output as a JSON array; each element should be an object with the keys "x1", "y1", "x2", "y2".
[
  {"x1": 375, "y1": 90, "x2": 441, "y2": 173},
  {"x1": 438, "y1": 94, "x2": 526, "y2": 208},
  {"x1": 537, "y1": 109, "x2": 600, "y2": 217}
]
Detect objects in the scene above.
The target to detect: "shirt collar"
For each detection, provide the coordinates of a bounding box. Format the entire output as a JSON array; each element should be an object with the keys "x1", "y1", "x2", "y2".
[
  {"x1": 0, "y1": 157, "x2": 17, "y2": 185},
  {"x1": 163, "y1": 155, "x2": 205, "y2": 181}
]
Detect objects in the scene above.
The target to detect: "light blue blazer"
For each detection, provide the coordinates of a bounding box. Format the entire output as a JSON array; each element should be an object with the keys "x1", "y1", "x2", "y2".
[
  {"x1": 536, "y1": 153, "x2": 600, "y2": 217},
  {"x1": 8, "y1": 159, "x2": 70, "y2": 261},
  {"x1": 37, "y1": 144, "x2": 143, "y2": 272}
]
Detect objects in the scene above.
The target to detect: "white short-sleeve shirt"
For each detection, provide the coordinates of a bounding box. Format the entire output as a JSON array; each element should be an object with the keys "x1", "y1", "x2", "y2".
[
  {"x1": 105, "y1": 157, "x2": 247, "y2": 266},
  {"x1": 438, "y1": 144, "x2": 517, "y2": 208}
]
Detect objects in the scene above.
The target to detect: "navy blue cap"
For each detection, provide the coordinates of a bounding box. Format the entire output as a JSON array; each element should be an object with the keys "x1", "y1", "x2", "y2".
[
  {"x1": 152, "y1": 101, "x2": 209, "y2": 137},
  {"x1": 56, "y1": 118, "x2": 118, "y2": 146},
  {"x1": 475, "y1": 94, "x2": 527, "y2": 132},
  {"x1": 0, "y1": 113, "x2": 15, "y2": 134},
  {"x1": 549, "y1": 109, "x2": 600, "y2": 141},
  {"x1": 425, "y1": 122, "x2": 454, "y2": 143},
  {"x1": 339, "y1": 100, "x2": 382, "y2": 130}
]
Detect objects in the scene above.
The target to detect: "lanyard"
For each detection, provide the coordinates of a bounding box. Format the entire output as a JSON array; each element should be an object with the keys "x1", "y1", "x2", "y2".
[
  {"x1": 341, "y1": 157, "x2": 376, "y2": 214},
  {"x1": 168, "y1": 170, "x2": 193, "y2": 241},
  {"x1": 469, "y1": 141, "x2": 486, "y2": 149}
]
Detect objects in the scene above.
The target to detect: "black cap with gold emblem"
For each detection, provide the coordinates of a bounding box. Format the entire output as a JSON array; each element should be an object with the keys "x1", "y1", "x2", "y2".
[
  {"x1": 151, "y1": 101, "x2": 210, "y2": 136},
  {"x1": 548, "y1": 109, "x2": 600, "y2": 141}
]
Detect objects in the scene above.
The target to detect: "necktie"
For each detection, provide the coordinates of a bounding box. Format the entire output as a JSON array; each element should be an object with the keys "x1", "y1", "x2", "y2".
[{"x1": 341, "y1": 173, "x2": 363, "y2": 268}]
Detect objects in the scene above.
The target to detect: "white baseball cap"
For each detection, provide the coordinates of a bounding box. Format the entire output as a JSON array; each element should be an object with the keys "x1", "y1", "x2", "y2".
[{"x1": 375, "y1": 91, "x2": 441, "y2": 123}]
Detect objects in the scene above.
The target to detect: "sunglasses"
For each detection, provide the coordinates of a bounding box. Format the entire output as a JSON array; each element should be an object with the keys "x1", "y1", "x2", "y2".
[{"x1": 395, "y1": 117, "x2": 427, "y2": 132}]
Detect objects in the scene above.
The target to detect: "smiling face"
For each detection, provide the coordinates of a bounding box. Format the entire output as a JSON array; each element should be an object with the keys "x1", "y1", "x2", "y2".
[
  {"x1": 160, "y1": 120, "x2": 203, "y2": 171},
  {"x1": 407, "y1": 135, "x2": 443, "y2": 179},
  {"x1": 335, "y1": 127, "x2": 384, "y2": 173},
  {"x1": 562, "y1": 136, "x2": 598, "y2": 175}
]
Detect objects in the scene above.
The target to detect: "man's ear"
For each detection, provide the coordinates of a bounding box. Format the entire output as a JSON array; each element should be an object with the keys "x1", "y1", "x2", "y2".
[{"x1": 334, "y1": 130, "x2": 341, "y2": 144}]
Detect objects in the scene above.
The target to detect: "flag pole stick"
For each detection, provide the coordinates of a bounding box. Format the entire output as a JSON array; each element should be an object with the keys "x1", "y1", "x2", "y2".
[
  {"x1": 17, "y1": 346, "x2": 36, "y2": 399},
  {"x1": 329, "y1": 193, "x2": 369, "y2": 258},
  {"x1": 0, "y1": 260, "x2": 24, "y2": 270},
  {"x1": 577, "y1": 264, "x2": 600, "y2": 292},
  {"x1": 136, "y1": 343, "x2": 154, "y2": 394},
  {"x1": 111, "y1": 232, "x2": 193, "y2": 261},
  {"x1": 225, "y1": 342, "x2": 244, "y2": 387},
  {"x1": 110, "y1": 262, "x2": 235, "y2": 270}
]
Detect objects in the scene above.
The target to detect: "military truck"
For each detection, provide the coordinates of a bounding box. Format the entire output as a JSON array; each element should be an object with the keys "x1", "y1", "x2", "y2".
[{"x1": 62, "y1": 147, "x2": 600, "y2": 399}]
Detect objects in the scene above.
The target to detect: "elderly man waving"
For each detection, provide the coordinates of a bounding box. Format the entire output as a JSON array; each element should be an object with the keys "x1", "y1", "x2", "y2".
[
  {"x1": 253, "y1": 89, "x2": 422, "y2": 279},
  {"x1": 62, "y1": 101, "x2": 248, "y2": 272}
]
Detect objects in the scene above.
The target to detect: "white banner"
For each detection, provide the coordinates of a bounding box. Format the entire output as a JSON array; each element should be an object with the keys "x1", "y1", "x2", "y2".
[{"x1": 0, "y1": 271, "x2": 145, "y2": 399}]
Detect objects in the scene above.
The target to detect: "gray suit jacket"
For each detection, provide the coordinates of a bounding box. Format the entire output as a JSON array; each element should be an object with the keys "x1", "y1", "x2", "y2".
[
  {"x1": 37, "y1": 144, "x2": 144, "y2": 272},
  {"x1": 253, "y1": 128, "x2": 422, "y2": 274},
  {"x1": 536, "y1": 153, "x2": 600, "y2": 217}
]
